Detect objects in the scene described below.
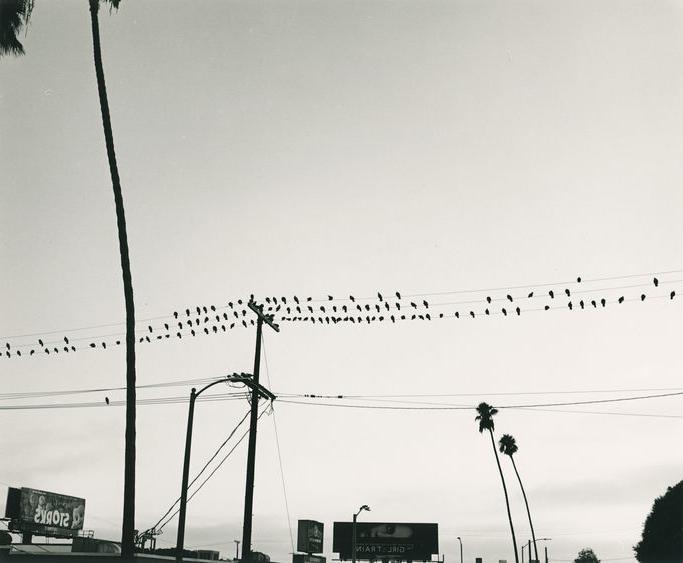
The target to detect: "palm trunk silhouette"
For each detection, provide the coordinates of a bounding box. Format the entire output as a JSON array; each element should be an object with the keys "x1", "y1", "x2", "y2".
[
  {"x1": 89, "y1": 1, "x2": 136, "y2": 557},
  {"x1": 489, "y1": 429, "x2": 519, "y2": 563},
  {"x1": 510, "y1": 455, "x2": 538, "y2": 562}
]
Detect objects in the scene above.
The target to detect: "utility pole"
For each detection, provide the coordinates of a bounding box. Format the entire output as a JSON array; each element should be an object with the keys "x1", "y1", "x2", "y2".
[
  {"x1": 235, "y1": 540, "x2": 240, "y2": 560},
  {"x1": 544, "y1": 546, "x2": 547, "y2": 563},
  {"x1": 527, "y1": 540, "x2": 531, "y2": 563},
  {"x1": 241, "y1": 300, "x2": 279, "y2": 563}
]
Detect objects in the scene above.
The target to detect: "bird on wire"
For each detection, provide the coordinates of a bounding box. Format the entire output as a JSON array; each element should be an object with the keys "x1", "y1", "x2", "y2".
[
  {"x1": 527, "y1": 292, "x2": 533, "y2": 298},
  {"x1": 105, "y1": 397, "x2": 110, "y2": 405},
  {"x1": 671, "y1": 291, "x2": 676, "y2": 299},
  {"x1": 507, "y1": 294, "x2": 513, "y2": 302},
  {"x1": 641, "y1": 294, "x2": 646, "y2": 301},
  {"x1": 396, "y1": 291, "x2": 401, "y2": 299},
  {"x1": 549, "y1": 290, "x2": 554, "y2": 299},
  {"x1": 502, "y1": 308, "x2": 507, "y2": 316},
  {"x1": 565, "y1": 289, "x2": 571, "y2": 297},
  {"x1": 654, "y1": 277, "x2": 659, "y2": 287},
  {"x1": 487, "y1": 296, "x2": 492, "y2": 303}
]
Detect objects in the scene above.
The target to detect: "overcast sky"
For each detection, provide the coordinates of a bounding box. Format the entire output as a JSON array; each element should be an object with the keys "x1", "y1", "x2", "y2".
[{"x1": 2, "y1": 1, "x2": 683, "y2": 562}]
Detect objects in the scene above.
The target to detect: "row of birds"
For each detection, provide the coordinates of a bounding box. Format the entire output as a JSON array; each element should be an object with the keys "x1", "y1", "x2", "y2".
[{"x1": 1, "y1": 277, "x2": 674, "y2": 359}]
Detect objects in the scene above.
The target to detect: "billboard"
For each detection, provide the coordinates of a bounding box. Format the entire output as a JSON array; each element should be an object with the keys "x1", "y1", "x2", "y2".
[
  {"x1": 297, "y1": 520, "x2": 324, "y2": 554},
  {"x1": 333, "y1": 522, "x2": 438, "y2": 561},
  {"x1": 5, "y1": 487, "x2": 85, "y2": 537}
]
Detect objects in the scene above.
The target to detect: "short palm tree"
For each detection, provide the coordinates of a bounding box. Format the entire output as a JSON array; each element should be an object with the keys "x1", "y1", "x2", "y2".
[
  {"x1": 476, "y1": 402, "x2": 519, "y2": 563},
  {"x1": 499, "y1": 434, "x2": 538, "y2": 562},
  {"x1": 1, "y1": 1, "x2": 137, "y2": 558}
]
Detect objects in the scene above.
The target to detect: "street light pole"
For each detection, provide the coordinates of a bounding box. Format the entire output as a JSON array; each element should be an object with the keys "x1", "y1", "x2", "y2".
[
  {"x1": 175, "y1": 373, "x2": 275, "y2": 563},
  {"x1": 352, "y1": 505, "x2": 370, "y2": 563},
  {"x1": 456, "y1": 537, "x2": 462, "y2": 563}
]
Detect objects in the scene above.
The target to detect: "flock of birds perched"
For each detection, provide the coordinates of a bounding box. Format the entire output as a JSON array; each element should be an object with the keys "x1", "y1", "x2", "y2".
[{"x1": 1, "y1": 276, "x2": 676, "y2": 359}]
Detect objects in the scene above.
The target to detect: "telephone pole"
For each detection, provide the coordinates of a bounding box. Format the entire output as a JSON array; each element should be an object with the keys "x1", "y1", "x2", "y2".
[{"x1": 241, "y1": 300, "x2": 279, "y2": 563}]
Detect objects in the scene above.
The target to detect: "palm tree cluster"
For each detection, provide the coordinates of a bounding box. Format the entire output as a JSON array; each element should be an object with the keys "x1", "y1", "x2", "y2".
[{"x1": 475, "y1": 402, "x2": 539, "y2": 563}]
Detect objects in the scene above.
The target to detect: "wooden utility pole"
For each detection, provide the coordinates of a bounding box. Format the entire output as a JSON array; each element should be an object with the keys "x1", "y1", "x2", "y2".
[{"x1": 241, "y1": 300, "x2": 279, "y2": 562}]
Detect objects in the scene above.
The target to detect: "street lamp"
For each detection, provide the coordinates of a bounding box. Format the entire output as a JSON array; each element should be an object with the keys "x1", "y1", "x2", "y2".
[
  {"x1": 536, "y1": 538, "x2": 551, "y2": 563},
  {"x1": 352, "y1": 505, "x2": 370, "y2": 563},
  {"x1": 175, "y1": 373, "x2": 275, "y2": 562},
  {"x1": 456, "y1": 537, "x2": 463, "y2": 563}
]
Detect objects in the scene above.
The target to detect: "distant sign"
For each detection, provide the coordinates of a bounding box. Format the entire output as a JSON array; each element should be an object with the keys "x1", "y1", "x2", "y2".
[
  {"x1": 297, "y1": 520, "x2": 324, "y2": 554},
  {"x1": 5, "y1": 487, "x2": 85, "y2": 537},
  {"x1": 333, "y1": 522, "x2": 438, "y2": 561},
  {"x1": 293, "y1": 554, "x2": 326, "y2": 563}
]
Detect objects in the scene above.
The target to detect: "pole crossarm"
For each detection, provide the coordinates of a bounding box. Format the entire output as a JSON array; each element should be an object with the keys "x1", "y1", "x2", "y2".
[{"x1": 248, "y1": 300, "x2": 280, "y2": 332}]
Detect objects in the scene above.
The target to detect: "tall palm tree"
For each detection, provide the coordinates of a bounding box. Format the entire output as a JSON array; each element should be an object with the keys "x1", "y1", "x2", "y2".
[
  {"x1": 1, "y1": 1, "x2": 137, "y2": 557},
  {"x1": 499, "y1": 434, "x2": 538, "y2": 563},
  {"x1": 475, "y1": 402, "x2": 519, "y2": 563}
]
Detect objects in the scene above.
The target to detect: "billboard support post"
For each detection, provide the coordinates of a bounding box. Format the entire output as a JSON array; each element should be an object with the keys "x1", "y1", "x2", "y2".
[
  {"x1": 175, "y1": 373, "x2": 275, "y2": 563},
  {"x1": 241, "y1": 301, "x2": 279, "y2": 563}
]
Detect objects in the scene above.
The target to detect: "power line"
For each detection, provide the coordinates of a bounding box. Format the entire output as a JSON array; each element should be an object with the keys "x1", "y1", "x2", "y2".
[
  {"x1": 156, "y1": 405, "x2": 270, "y2": 533},
  {"x1": 262, "y1": 335, "x2": 295, "y2": 555},
  {"x1": 2, "y1": 267, "x2": 680, "y2": 351},
  {"x1": 150, "y1": 409, "x2": 251, "y2": 532}
]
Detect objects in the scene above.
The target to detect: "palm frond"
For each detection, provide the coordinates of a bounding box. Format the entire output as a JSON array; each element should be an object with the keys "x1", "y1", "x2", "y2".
[
  {"x1": 475, "y1": 401, "x2": 496, "y2": 433},
  {"x1": 0, "y1": 0, "x2": 33, "y2": 56}
]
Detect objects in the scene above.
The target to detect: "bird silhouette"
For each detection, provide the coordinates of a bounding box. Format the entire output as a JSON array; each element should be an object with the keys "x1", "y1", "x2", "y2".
[
  {"x1": 203, "y1": 306, "x2": 208, "y2": 314},
  {"x1": 188, "y1": 319, "x2": 193, "y2": 327},
  {"x1": 470, "y1": 311, "x2": 475, "y2": 318},
  {"x1": 16, "y1": 350, "x2": 21, "y2": 356},
  {"x1": 391, "y1": 315, "x2": 396, "y2": 323},
  {"x1": 101, "y1": 342, "x2": 106, "y2": 349},
  {"x1": 148, "y1": 325, "x2": 153, "y2": 333},
  {"x1": 485, "y1": 309, "x2": 490, "y2": 315},
  {"x1": 90, "y1": 343, "x2": 97, "y2": 348},
  {"x1": 186, "y1": 308, "x2": 191, "y2": 316},
  {"x1": 30, "y1": 349, "x2": 34, "y2": 355},
  {"x1": 591, "y1": 300, "x2": 597, "y2": 308},
  {"x1": 72, "y1": 346, "x2": 77, "y2": 351},
  {"x1": 600, "y1": 298, "x2": 606, "y2": 307},
  {"x1": 105, "y1": 397, "x2": 110, "y2": 405},
  {"x1": 191, "y1": 330, "x2": 196, "y2": 336},
  {"x1": 653, "y1": 277, "x2": 659, "y2": 287},
  {"x1": 423, "y1": 300, "x2": 429, "y2": 308},
  {"x1": 164, "y1": 323, "x2": 169, "y2": 331},
  {"x1": 5, "y1": 343, "x2": 9, "y2": 350},
  {"x1": 396, "y1": 303, "x2": 401, "y2": 310},
  {"x1": 365, "y1": 304, "x2": 371, "y2": 311},
  {"x1": 502, "y1": 308, "x2": 507, "y2": 316},
  {"x1": 565, "y1": 289, "x2": 570, "y2": 297},
  {"x1": 349, "y1": 295, "x2": 355, "y2": 302},
  {"x1": 527, "y1": 292, "x2": 533, "y2": 298},
  {"x1": 486, "y1": 296, "x2": 492, "y2": 303},
  {"x1": 238, "y1": 299, "x2": 243, "y2": 305},
  {"x1": 306, "y1": 297, "x2": 312, "y2": 302},
  {"x1": 327, "y1": 295, "x2": 333, "y2": 301},
  {"x1": 439, "y1": 313, "x2": 444, "y2": 318},
  {"x1": 320, "y1": 306, "x2": 326, "y2": 313},
  {"x1": 378, "y1": 292, "x2": 383, "y2": 301},
  {"x1": 196, "y1": 307, "x2": 201, "y2": 315},
  {"x1": 64, "y1": 336, "x2": 69, "y2": 344},
  {"x1": 568, "y1": 302, "x2": 573, "y2": 310},
  {"x1": 577, "y1": 276, "x2": 582, "y2": 283},
  {"x1": 396, "y1": 291, "x2": 402, "y2": 299},
  {"x1": 544, "y1": 305, "x2": 550, "y2": 311},
  {"x1": 516, "y1": 307, "x2": 521, "y2": 316},
  {"x1": 384, "y1": 302, "x2": 390, "y2": 311},
  {"x1": 671, "y1": 291, "x2": 676, "y2": 299},
  {"x1": 580, "y1": 300, "x2": 585, "y2": 309},
  {"x1": 212, "y1": 326, "x2": 218, "y2": 333},
  {"x1": 294, "y1": 296, "x2": 300, "y2": 304},
  {"x1": 177, "y1": 332, "x2": 182, "y2": 338},
  {"x1": 618, "y1": 296, "x2": 624, "y2": 304},
  {"x1": 549, "y1": 290, "x2": 554, "y2": 298},
  {"x1": 641, "y1": 294, "x2": 646, "y2": 301},
  {"x1": 38, "y1": 339, "x2": 44, "y2": 347},
  {"x1": 454, "y1": 312, "x2": 459, "y2": 318},
  {"x1": 410, "y1": 302, "x2": 417, "y2": 308},
  {"x1": 507, "y1": 294, "x2": 513, "y2": 302}
]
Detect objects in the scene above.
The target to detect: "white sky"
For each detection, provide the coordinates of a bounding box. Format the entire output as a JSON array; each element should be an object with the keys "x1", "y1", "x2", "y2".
[{"x1": 2, "y1": 1, "x2": 683, "y2": 562}]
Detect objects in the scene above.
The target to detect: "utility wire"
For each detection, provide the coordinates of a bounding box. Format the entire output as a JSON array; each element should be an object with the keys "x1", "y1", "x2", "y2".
[
  {"x1": 262, "y1": 335, "x2": 295, "y2": 555},
  {"x1": 2, "y1": 267, "x2": 680, "y2": 343},
  {"x1": 156, "y1": 405, "x2": 270, "y2": 533},
  {"x1": 151, "y1": 409, "x2": 251, "y2": 532}
]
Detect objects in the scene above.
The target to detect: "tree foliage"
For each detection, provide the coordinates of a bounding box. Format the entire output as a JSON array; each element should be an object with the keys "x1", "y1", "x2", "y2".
[
  {"x1": 574, "y1": 548, "x2": 600, "y2": 563},
  {"x1": 634, "y1": 480, "x2": 683, "y2": 562}
]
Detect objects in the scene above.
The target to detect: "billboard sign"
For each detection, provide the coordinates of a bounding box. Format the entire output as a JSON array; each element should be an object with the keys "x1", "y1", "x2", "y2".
[
  {"x1": 333, "y1": 522, "x2": 438, "y2": 561},
  {"x1": 297, "y1": 520, "x2": 324, "y2": 554},
  {"x1": 5, "y1": 487, "x2": 85, "y2": 537}
]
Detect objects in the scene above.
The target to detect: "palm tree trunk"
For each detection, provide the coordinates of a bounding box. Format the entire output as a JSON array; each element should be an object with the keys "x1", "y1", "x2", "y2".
[
  {"x1": 489, "y1": 429, "x2": 519, "y2": 563},
  {"x1": 88, "y1": 0, "x2": 136, "y2": 557},
  {"x1": 510, "y1": 456, "x2": 538, "y2": 562}
]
